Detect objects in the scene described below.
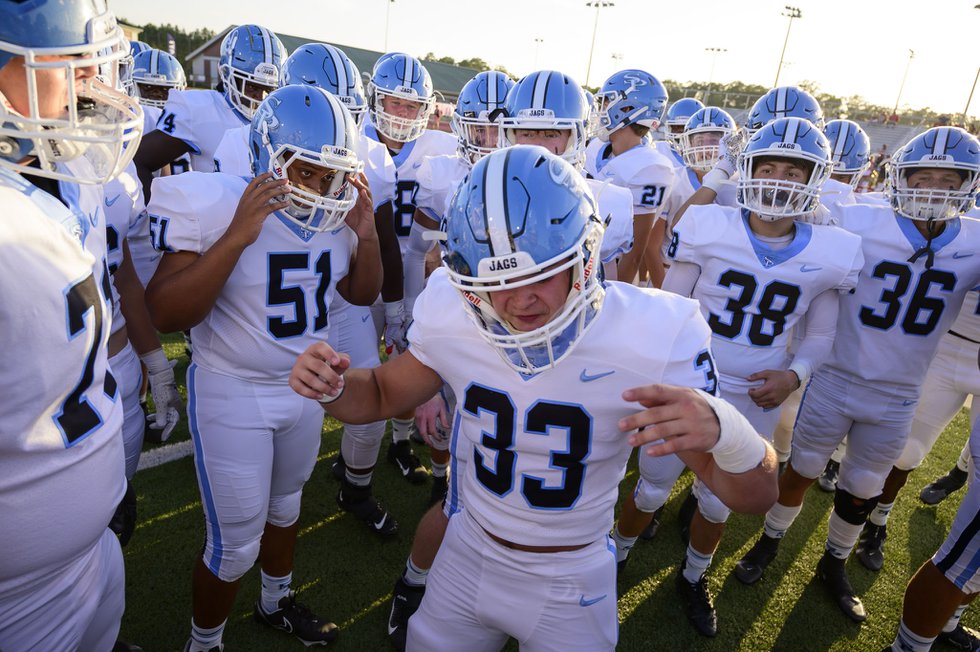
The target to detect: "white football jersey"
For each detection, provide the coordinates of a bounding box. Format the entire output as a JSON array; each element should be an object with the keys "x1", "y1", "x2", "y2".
[
  {"x1": 103, "y1": 161, "x2": 146, "y2": 335},
  {"x1": 670, "y1": 204, "x2": 863, "y2": 383},
  {"x1": 0, "y1": 171, "x2": 124, "y2": 591},
  {"x1": 414, "y1": 153, "x2": 469, "y2": 222},
  {"x1": 212, "y1": 124, "x2": 396, "y2": 209},
  {"x1": 363, "y1": 122, "x2": 456, "y2": 249},
  {"x1": 820, "y1": 177, "x2": 857, "y2": 220},
  {"x1": 156, "y1": 89, "x2": 247, "y2": 173},
  {"x1": 409, "y1": 270, "x2": 718, "y2": 546},
  {"x1": 853, "y1": 191, "x2": 890, "y2": 207},
  {"x1": 585, "y1": 178, "x2": 634, "y2": 264},
  {"x1": 146, "y1": 172, "x2": 356, "y2": 382},
  {"x1": 56, "y1": 157, "x2": 115, "y2": 324},
  {"x1": 585, "y1": 139, "x2": 675, "y2": 217},
  {"x1": 829, "y1": 206, "x2": 980, "y2": 386},
  {"x1": 142, "y1": 104, "x2": 162, "y2": 136}
]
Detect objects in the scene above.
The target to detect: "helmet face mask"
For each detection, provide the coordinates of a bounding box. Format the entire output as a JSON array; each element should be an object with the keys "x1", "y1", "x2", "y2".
[
  {"x1": 0, "y1": 3, "x2": 143, "y2": 185},
  {"x1": 368, "y1": 54, "x2": 434, "y2": 143},
  {"x1": 132, "y1": 49, "x2": 186, "y2": 109},
  {"x1": 887, "y1": 127, "x2": 980, "y2": 222},
  {"x1": 451, "y1": 70, "x2": 513, "y2": 166},
  {"x1": 680, "y1": 107, "x2": 735, "y2": 172},
  {"x1": 218, "y1": 25, "x2": 286, "y2": 121},
  {"x1": 249, "y1": 86, "x2": 364, "y2": 233},
  {"x1": 736, "y1": 117, "x2": 831, "y2": 221},
  {"x1": 498, "y1": 71, "x2": 588, "y2": 170},
  {"x1": 665, "y1": 97, "x2": 705, "y2": 146},
  {"x1": 443, "y1": 145, "x2": 605, "y2": 375},
  {"x1": 824, "y1": 119, "x2": 870, "y2": 189}
]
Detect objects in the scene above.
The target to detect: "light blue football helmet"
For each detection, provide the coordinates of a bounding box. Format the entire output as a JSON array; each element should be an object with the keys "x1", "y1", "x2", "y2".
[
  {"x1": 368, "y1": 53, "x2": 434, "y2": 142},
  {"x1": 281, "y1": 43, "x2": 367, "y2": 125},
  {"x1": 736, "y1": 117, "x2": 832, "y2": 220},
  {"x1": 451, "y1": 71, "x2": 514, "y2": 165},
  {"x1": 219, "y1": 24, "x2": 286, "y2": 120},
  {"x1": 823, "y1": 119, "x2": 870, "y2": 189},
  {"x1": 745, "y1": 86, "x2": 824, "y2": 137},
  {"x1": 596, "y1": 69, "x2": 668, "y2": 141},
  {"x1": 132, "y1": 49, "x2": 187, "y2": 108},
  {"x1": 249, "y1": 85, "x2": 363, "y2": 233},
  {"x1": 130, "y1": 40, "x2": 151, "y2": 57},
  {"x1": 680, "y1": 106, "x2": 736, "y2": 172},
  {"x1": 498, "y1": 70, "x2": 589, "y2": 169},
  {"x1": 665, "y1": 97, "x2": 705, "y2": 144},
  {"x1": 443, "y1": 145, "x2": 604, "y2": 375},
  {"x1": 0, "y1": 0, "x2": 143, "y2": 184},
  {"x1": 887, "y1": 126, "x2": 980, "y2": 221}
]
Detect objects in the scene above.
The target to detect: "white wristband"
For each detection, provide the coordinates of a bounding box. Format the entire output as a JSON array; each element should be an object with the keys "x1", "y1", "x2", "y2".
[
  {"x1": 701, "y1": 167, "x2": 731, "y2": 194},
  {"x1": 699, "y1": 390, "x2": 768, "y2": 474},
  {"x1": 139, "y1": 348, "x2": 171, "y2": 375},
  {"x1": 788, "y1": 361, "x2": 810, "y2": 389},
  {"x1": 317, "y1": 374, "x2": 346, "y2": 404},
  {"x1": 384, "y1": 301, "x2": 405, "y2": 319}
]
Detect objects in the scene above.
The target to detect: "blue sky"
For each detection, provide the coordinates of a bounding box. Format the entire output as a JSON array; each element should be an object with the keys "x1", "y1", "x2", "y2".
[{"x1": 113, "y1": 0, "x2": 978, "y2": 117}]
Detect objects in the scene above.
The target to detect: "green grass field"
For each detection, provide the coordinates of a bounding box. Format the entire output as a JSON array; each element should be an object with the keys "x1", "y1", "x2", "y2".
[{"x1": 119, "y1": 339, "x2": 977, "y2": 651}]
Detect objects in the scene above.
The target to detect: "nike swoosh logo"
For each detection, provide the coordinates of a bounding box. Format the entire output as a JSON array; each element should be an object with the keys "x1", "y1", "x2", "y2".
[
  {"x1": 373, "y1": 514, "x2": 389, "y2": 531},
  {"x1": 104, "y1": 194, "x2": 120, "y2": 207},
  {"x1": 800, "y1": 264, "x2": 822, "y2": 273},
  {"x1": 580, "y1": 369, "x2": 615, "y2": 382},
  {"x1": 361, "y1": 314, "x2": 371, "y2": 322},
  {"x1": 579, "y1": 594, "x2": 607, "y2": 607},
  {"x1": 902, "y1": 399, "x2": 916, "y2": 406},
  {"x1": 387, "y1": 597, "x2": 406, "y2": 635},
  {"x1": 953, "y1": 252, "x2": 974, "y2": 259}
]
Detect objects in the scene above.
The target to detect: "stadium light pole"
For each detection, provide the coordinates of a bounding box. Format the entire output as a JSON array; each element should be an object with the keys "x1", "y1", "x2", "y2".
[
  {"x1": 963, "y1": 5, "x2": 980, "y2": 125},
  {"x1": 384, "y1": 0, "x2": 394, "y2": 52},
  {"x1": 533, "y1": 38, "x2": 544, "y2": 69},
  {"x1": 893, "y1": 49, "x2": 914, "y2": 116},
  {"x1": 705, "y1": 47, "x2": 727, "y2": 89},
  {"x1": 773, "y1": 6, "x2": 801, "y2": 87},
  {"x1": 585, "y1": 1, "x2": 614, "y2": 88}
]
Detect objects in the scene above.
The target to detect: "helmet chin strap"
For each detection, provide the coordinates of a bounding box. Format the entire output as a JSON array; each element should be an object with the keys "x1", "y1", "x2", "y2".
[{"x1": 908, "y1": 219, "x2": 941, "y2": 270}]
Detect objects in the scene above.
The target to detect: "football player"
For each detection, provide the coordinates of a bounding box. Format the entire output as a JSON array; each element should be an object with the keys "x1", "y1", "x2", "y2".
[
  {"x1": 736, "y1": 126, "x2": 980, "y2": 624},
  {"x1": 586, "y1": 69, "x2": 674, "y2": 286},
  {"x1": 210, "y1": 42, "x2": 406, "y2": 536},
  {"x1": 134, "y1": 24, "x2": 285, "y2": 197},
  {"x1": 663, "y1": 97, "x2": 706, "y2": 147},
  {"x1": 145, "y1": 86, "x2": 381, "y2": 651},
  {"x1": 885, "y1": 417, "x2": 980, "y2": 652},
  {"x1": 291, "y1": 145, "x2": 777, "y2": 651},
  {"x1": 0, "y1": 0, "x2": 140, "y2": 648},
  {"x1": 356, "y1": 53, "x2": 457, "y2": 488},
  {"x1": 613, "y1": 117, "x2": 863, "y2": 636}
]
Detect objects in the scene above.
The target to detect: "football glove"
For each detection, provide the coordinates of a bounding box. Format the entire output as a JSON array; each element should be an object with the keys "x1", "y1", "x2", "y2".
[
  {"x1": 383, "y1": 301, "x2": 411, "y2": 357},
  {"x1": 141, "y1": 348, "x2": 181, "y2": 443}
]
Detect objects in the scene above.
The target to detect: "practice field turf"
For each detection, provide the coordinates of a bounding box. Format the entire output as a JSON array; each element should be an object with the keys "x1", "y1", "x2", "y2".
[{"x1": 119, "y1": 339, "x2": 977, "y2": 650}]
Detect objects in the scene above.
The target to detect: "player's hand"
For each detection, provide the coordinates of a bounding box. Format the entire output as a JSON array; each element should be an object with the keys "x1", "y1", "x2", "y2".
[
  {"x1": 147, "y1": 359, "x2": 181, "y2": 442},
  {"x1": 383, "y1": 301, "x2": 410, "y2": 356},
  {"x1": 344, "y1": 173, "x2": 377, "y2": 242},
  {"x1": 715, "y1": 129, "x2": 746, "y2": 177},
  {"x1": 226, "y1": 172, "x2": 289, "y2": 248},
  {"x1": 620, "y1": 384, "x2": 721, "y2": 456},
  {"x1": 290, "y1": 342, "x2": 351, "y2": 401},
  {"x1": 415, "y1": 391, "x2": 450, "y2": 448},
  {"x1": 747, "y1": 369, "x2": 800, "y2": 410}
]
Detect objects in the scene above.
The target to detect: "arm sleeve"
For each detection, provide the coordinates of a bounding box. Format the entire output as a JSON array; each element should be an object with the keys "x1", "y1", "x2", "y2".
[
  {"x1": 789, "y1": 288, "x2": 839, "y2": 380},
  {"x1": 404, "y1": 220, "x2": 435, "y2": 304},
  {"x1": 662, "y1": 260, "x2": 702, "y2": 298}
]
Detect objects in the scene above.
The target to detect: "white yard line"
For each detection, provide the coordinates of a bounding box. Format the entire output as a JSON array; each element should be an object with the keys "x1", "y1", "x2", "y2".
[{"x1": 136, "y1": 439, "x2": 194, "y2": 472}]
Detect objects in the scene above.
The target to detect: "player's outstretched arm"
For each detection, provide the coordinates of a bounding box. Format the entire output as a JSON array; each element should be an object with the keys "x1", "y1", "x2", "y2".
[
  {"x1": 621, "y1": 384, "x2": 778, "y2": 514},
  {"x1": 290, "y1": 342, "x2": 443, "y2": 424},
  {"x1": 336, "y1": 173, "x2": 383, "y2": 306}
]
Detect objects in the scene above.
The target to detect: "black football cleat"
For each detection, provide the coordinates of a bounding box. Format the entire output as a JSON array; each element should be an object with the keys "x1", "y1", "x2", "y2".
[
  {"x1": 735, "y1": 534, "x2": 780, "y2": 585},
  {"x1": 920, "y1": 467, "x2": 969, "y2": 505},
  {"x1": 337, "y1": 481, "x2": 398, "y2": 537},
  {"x1": 639, "y1": 506, "x2": 663, "y2": 541},
  {"x1": 675, "y1": 559, "x2": 717, "y2": 637},
  {"x1": 254, "y1": 591, "x2": 338, "y2": 646},
  {"x1": 855, "y1": 523, "x2": 887, "y2": 571},
  {"x1": 387, "y1": 576, "x2": 425, "y2": 651},
  {"x1": 816, "y1": 552, "x2": 866, "y2": 623},
  {"x1": 818, "y1": 460, "x2": 840, "y2": 492},
  {"x1": 937, "y1": 623, "x2": 980, "y2": 651},
  {"x1": 387, "y1": 441, "x2": 428, "y2": 484}
]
